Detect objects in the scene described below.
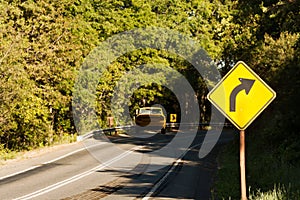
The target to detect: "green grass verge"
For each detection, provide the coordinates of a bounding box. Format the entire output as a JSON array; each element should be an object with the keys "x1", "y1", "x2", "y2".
[
  {"x1": 0, "y1": 133, "x2": 77, "y2": 162},
  {"x1": 213, "y1": 134, "x2": 300, "y2": 200},
  {"x1": 0, "y1": 145, "x2": 18, "y2": 161}
]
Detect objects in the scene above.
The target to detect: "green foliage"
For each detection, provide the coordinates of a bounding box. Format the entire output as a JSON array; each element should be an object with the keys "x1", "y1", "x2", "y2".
[
  {"x1": 248, "y1": 32, "x2": 300, "y2": 164},
  {"x1": 249, "y1": 184, "x2": 300, "y2": 200},
  {"x1": 0, "y1": 144, "x2": 17, "y2": 161},
  {"x1": 71, "y1": 0, "x2": 236, "y2": 131},
  {"x1": 215, "y1": 1, "x2": 300, "y2": 199},
  {"x1": 214, "y1": 139, "x2": 300, "y2": 200},
  {"x1": 1, "y1": 7, "x2": 299, "y2": 199},
  {"x1": 0, "y1": 0, "x2": 85, "y2": 150},
  {"x1": 1, "y1": 0, "x2": 236, "y2": 150}
]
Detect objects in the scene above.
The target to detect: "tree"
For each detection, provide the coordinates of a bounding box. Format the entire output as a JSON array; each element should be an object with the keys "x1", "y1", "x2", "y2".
[
  {"x1": 0, "y1": 0, "x2": 238, "y2": 150},
  {"x1": 219, "y1": 0, "x2": 300, "y2": 164},
  {"x1": 0, "y1": 0, "x2": 95, "y2": 150},
  {"x1": 71, "y1": 0, "x2": 236, "y2": 129}
]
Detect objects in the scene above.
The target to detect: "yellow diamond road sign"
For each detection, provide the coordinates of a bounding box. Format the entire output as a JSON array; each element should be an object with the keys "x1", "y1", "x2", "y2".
[{"x1": 207, "y1": 61, "x2": 276, "y2": 130}]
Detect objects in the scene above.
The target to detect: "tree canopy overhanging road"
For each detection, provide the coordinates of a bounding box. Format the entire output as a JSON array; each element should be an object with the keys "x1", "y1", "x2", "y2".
[{"x1": 0, "y1": 0, "x2": 299, "y2": 199}]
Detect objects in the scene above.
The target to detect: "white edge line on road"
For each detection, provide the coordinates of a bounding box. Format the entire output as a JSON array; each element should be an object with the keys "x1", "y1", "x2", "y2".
[
  {"x1": 14, "y1": 146, "x2": 140, "y2": 200},
  {"x1": 142, "y1": 134, "x2": 235, "y2": 199},
  {"x1": 142, "y1": 143, "x2": 201, "y2": 200},
  {"x1": 0, "y1": 142, "x2": 105, "y2": 181},
  {"x1": 142, "y1": 158, "x2": 183, "y2": 200},
  {"x1": 6, "y1": 133, "x2": 226, "y2": 199},
  {"x1": 0, "y1": 165, "x2": 42, "y2": 182},
  {"x1": 42, "y1": 142, "x2": 106, "y2": 164}
]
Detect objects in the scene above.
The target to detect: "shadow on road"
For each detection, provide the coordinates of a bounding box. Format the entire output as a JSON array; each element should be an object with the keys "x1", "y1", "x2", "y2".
[{"x1": 67, "y1": 128, "x2": 236, "y2": 199}]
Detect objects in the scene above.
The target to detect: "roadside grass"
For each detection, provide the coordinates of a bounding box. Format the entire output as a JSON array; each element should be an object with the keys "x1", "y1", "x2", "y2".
[
  {"x1": 0, "y1": 133, "x2": 77, "y2": 163},
  {"x1": 0, "y1": 144, "x2": 18, "y2": 161},
  {"x1": 213, "y1": 134, "x2": 300, "y2": 200},
  {"x1": 52, "y1": 133, "x2": 77, "y2": 146},
  {"x1": 248, "y1": 184, "x2": 300, "y2": 200}
]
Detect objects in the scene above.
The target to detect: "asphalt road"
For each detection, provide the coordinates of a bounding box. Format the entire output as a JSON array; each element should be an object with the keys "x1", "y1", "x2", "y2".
[{"x1": 0, "y1": 128, "x2": 235, "y2": 200}]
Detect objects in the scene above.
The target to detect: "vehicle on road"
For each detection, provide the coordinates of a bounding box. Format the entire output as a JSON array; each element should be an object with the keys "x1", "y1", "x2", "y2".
[{"x1": 135, "y1": 107, "x2": 166, "y2": 134}]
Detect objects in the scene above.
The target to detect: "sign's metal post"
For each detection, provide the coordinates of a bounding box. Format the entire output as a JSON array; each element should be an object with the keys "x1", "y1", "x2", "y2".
[
  {"x1": 207, "y1": 61, "x2": 276, "y2": 200},
  {"x1": 240, "y1": 130, "x2": 247, "y2": 200}
]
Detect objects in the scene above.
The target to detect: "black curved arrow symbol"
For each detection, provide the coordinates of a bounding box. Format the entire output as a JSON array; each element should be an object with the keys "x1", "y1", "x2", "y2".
[{"x1": 230, "y1": 78, "x2": 255, "y2": 112}]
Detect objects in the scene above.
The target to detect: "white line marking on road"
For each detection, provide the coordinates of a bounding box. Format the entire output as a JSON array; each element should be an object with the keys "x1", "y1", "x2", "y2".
[
  {"x1": 0, "y1": 165, "x2": 42, "y2": 182},
  {"x1": 43, "y1": 142, "x2": 106, "y2": 164},
  {"x1": 0, "y1": 142, "x2": 105, "y2": 181},
  {"x1": 14, "y1": 146, "x2": 140, "y2": 200},
  {"x1": 143, "y1": 134, "x2": 233, "y2": 199},
  {"x1": 142, "y1": 158, "x2": 183, "y2": 200},
  {"x1": 142, "y1": 143, "x2": 201, "y2": 200}
]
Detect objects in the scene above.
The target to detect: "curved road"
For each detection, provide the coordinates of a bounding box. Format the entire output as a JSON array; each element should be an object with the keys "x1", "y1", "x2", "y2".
[{"x1": 0, "y1": 128, "x2": 235, "y2": 200}]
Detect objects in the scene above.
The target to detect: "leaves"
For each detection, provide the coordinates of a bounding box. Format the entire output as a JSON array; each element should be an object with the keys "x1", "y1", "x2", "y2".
[{"x1": 2, "y1": 0, "x2": 298, "y2": 154}]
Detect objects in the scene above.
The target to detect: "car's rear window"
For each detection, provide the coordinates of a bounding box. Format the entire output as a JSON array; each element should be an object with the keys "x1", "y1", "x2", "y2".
[{"x1": 140, "y1": 108, "x2": 162, "y2": 115}]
